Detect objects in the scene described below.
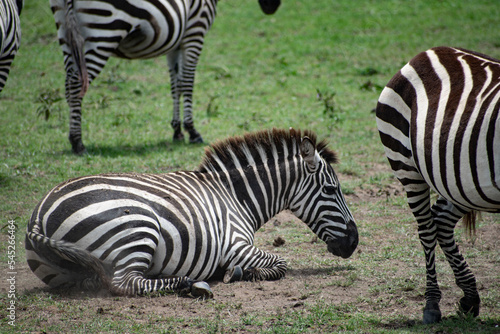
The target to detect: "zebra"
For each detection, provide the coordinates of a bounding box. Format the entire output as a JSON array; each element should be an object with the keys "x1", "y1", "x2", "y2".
[
  {"x1": 376, "y1": 46, "x2": 500, "y2": 324},
  {"x1": 25, "y1": 128, "x2": 358, "y2": 297},
  {"x1": 0, "y1": 0, "x2": 22, "y2": 93},
  {"x1": 50, "y1": 0, "x2": 281, "y2": 154}
]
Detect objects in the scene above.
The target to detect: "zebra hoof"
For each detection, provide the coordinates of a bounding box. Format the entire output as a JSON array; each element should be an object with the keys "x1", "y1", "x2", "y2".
[
  {"x1": 223, "y1": 265, "x2": 243, "y2": 283},
  {"x1": 191, "y1": 281, "x2": 213, "y2": 299},
  {"x1": 173, "y1": 133, "x2": 185, "y2": 142},
  {"x1": 70, "y1": 140, "x2": 86, "y2": 155},
  {"x1": 459, "y1": 296, "x2": 480, "y2": 317},
  {"x1": 423, "y1": 302, "x2": 442, "y2": 324},
  {"x1": 189, "y1": 134, "x2": 203, "y2": 144}
]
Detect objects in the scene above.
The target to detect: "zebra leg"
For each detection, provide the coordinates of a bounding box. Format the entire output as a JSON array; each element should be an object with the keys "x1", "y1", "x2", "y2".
[
  {"x1": 222, "y1": 245, "x2": 287, "y2": 283},
  {"x1": 167, "y1": 50, "x2": 184, "y2": 142},
  {"x1": 63, "y1": 47, "x2": 111, "y2": 154},
  {"x1": 0, "y1": 57, "x2": 15, "y2": 93},
  {"x1": 110, "y1": 269, "x2": 213, "y2": 298},
  {"x1": 180, "y1": 46, "x2": 203, "y2": 144},
  {"x1": 403, "y1": 184, "x2": 444, "y2": 324},
  {"x1": 416, "y1": 213, "x2": 442, "y2": 323},
  {"x1": 65, "y1": 71, "x2": 86, "y2": 154},
  {"x1": 432, "y1": 198, "x2": 480, "y2": 318},
  {"x1": 167, "y1": 46, "x2": 203, "y2": 144}
]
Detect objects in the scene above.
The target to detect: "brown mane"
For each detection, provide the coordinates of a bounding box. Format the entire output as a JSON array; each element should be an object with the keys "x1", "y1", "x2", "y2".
[{"x1": 198, "y1": 128, "x2": 338, "y2": 173}]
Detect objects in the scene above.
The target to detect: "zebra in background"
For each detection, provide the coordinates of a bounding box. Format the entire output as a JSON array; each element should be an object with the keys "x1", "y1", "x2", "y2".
[
  {"x1": 50, "y1": 0, "x2": 281, "y2": 154},
  {"x1": 376, "y1": 46, "x2": 500, "y2": 324},
  {"x1": 26, "y1": 128, "x2": 358, "y2": 297},
  {"x1": 0, "y1": 0, "x2": 22, "y2": 93}
]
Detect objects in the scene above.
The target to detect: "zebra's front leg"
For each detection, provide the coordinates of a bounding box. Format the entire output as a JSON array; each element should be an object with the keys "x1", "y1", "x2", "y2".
[
  {"x1": 222, "y1": 245, "x2": 287, "y2": 283},
  {"x1": 111, "y1": 269, "x2": 213, "y2": 299},
  {"x1": 416, "y1": 213, "x2": 444, "y2": 324},
  {"x1": 406, "y1": 186, "x2": 443, "y2": 324},
  {"x1": 433, "y1": 198, "x2": 480, "y2": 318}
]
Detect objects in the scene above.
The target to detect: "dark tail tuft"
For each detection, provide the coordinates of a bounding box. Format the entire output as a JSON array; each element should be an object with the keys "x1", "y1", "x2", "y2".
[
  {"x1": 462, "y1": 211, "x2": 478, "y2": 239},
  {"x1": 26, "y1": 220, "x2": 115, "y2": 293},
  {"x1": 65, "y1": 0, "x2": 89, "y2": 97}
]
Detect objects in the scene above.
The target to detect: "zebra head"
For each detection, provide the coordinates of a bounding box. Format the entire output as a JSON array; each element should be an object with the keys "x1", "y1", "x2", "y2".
[
  {"x1": 258, "y1": 0, "x2": 281, "y2": 15},
  {"x1": 289, "y1": 136, "x2": 358, "y2": 259}
]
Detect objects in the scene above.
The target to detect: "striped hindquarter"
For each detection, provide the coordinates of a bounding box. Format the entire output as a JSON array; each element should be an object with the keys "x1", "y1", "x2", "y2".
[
  {"x1": 376, "y1": 46, "x2": 500, "y2": 323},
  {"x1": 26, "y1": 173, "x2": 227, "y2": 296},
  {"x1": 0, "y1": 0, "x2": 22, "y2": 92},
  {"x1": 26, "y1": 128, "x2": 358, "y2": 297},
  {"x1": 49, "y1": 0, "x2": 280, "y2": 154}
]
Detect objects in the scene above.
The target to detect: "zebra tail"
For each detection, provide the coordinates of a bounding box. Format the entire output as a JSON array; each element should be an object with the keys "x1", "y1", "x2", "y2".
[
  {"x1": 16, "y1": 0, "x2": 24, "y2": 16},
  {"x1": 27, "y1": 220, "x2": 114, "y2": 293},
  {"x1": 65, "y1": 0, "x2": 89, "y2": 97},
  {"x1": 462, "y1": 211, "x2": 478, "y2": 239}
]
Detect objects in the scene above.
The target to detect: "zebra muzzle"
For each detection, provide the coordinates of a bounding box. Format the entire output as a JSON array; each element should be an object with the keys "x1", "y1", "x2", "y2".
[{"x1": 326, "y1": 220, "x2": 358, "y2": 259}]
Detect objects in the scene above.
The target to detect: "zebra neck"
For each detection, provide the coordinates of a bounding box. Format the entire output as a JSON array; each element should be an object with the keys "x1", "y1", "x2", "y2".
[{"x1": 206, "y1": 163, "x2": 295, "y2": 232}]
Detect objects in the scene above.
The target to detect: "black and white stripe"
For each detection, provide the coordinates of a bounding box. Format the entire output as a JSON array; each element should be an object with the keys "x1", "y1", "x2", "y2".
[
  {"x1": 26, "y1": 128, "x2": 358, "y2": 297},
  {"x1": 376, "y1": 46, "x2": 500, "y2": 324},
  {"x1": 50, "y1": 0, "x2": 281, "y2": 154},
  {"x1": 0, "y1": 0, "x2": 22, "y2": 92}
]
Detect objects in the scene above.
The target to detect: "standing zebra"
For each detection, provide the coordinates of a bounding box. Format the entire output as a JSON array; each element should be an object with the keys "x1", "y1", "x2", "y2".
[
  {"x1": 0, "y1": 0, "x2": 22, "y2": 92},
  {"x1": 26, "y1": 128, "x2": 358, "y2": 297},
  {"x1": 376, "y1": 46, "x2": 500, "y2": 324},
  {"x1": 50, "y1": 0, "x2": 281, "y2": 154}
]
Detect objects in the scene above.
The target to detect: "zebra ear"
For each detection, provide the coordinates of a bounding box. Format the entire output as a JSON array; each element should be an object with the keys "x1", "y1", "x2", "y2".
[{"x1": 300, "y1": 137, "x2": 318, "y2": 170}]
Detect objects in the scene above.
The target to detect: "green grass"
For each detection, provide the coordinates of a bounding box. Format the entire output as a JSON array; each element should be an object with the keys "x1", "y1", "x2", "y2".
[{"x1": 1, "y1": 0, "x2": 499, "y2": 333}]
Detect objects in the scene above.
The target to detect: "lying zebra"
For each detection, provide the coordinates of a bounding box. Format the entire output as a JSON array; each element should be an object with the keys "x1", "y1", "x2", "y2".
[{"x1": 26, "y1": 128, "x2": 358, "y2": 297}]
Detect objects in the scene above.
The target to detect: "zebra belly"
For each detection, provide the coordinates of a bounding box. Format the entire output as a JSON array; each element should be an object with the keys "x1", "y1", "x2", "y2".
[{"x1": 415, "y1": 139, "x2": 500, "y2": 212}]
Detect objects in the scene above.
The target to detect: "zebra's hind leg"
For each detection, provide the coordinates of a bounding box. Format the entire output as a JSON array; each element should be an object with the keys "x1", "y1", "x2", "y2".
[
  {"x1": 65, "y1": 72, "x2": 86, "y2": 155},
  {"x1": 184, "y1": 122, "x2": 203, "y2": 144},
  {"x1": 110, "y1": 269, "x2": 213, "y2": 299},
  {"x1": 180, "y1": 45, "x2": 203, "y2": 144},
  {"x1": 432, "y1": 198, "x2": 480, "y2": 318},
  {"x1": 64, "y1": 56, "x2": 108, "y2": 155},
  {"x1": 222, "y1": 245, "x2": 287, "y2": 283},
  {"x1": 167, "y1": 45, "x2": 204, "y2": 144},
  {"x1": 167, "y1": 50, "x2": 185, "y2": 143}
]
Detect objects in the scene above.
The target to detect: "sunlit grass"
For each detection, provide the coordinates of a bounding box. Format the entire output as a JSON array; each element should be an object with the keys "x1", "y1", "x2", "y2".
[{"x1": 0, "y1": 0, "x2": 499, "y2": 333}]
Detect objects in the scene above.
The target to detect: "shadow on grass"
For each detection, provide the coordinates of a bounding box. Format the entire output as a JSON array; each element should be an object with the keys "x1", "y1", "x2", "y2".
[
  {"x1": 60, "y1": 140, "x2": 207, "y2": 158},
  {"x1": 371, "y1": 314, "x2": 499, "y2": 333}
]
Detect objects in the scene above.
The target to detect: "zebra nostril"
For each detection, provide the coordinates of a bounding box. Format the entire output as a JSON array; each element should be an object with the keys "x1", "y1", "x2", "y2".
[{"x1": 325, "y1": 220, "x2": 358, "y2": 259}]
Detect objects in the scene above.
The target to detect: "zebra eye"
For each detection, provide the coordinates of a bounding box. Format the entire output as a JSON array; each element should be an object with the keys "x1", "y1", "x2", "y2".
[{"x1": 323, "y1": 184, "x2": 337, "y2": 195}]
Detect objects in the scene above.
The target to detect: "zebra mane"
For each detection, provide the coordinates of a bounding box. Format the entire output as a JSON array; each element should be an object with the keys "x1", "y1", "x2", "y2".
[{"x1": 198, "y1": 128, "x2": 338, "y2": 173}]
